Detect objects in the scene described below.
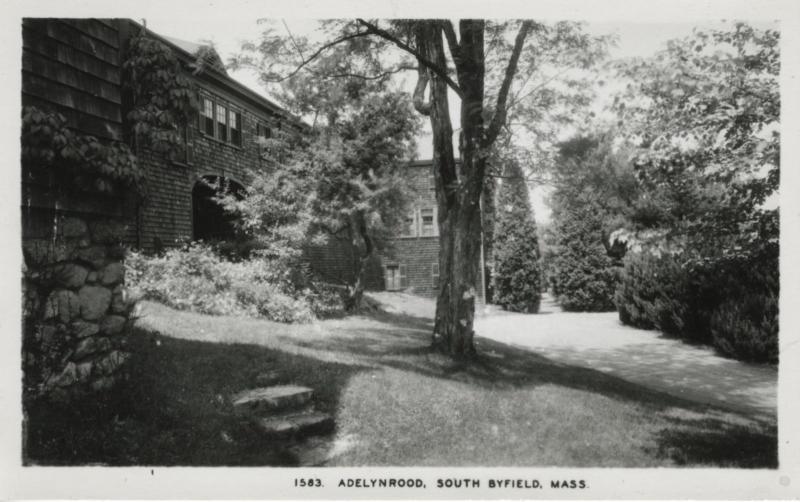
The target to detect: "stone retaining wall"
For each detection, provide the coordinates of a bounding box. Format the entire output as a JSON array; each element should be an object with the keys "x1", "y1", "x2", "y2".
[{"x1": 22, "y1": 211, "x2": 134, "y2": 401}]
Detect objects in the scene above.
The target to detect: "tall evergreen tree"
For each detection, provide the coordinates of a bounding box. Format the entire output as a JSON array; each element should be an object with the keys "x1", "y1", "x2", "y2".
[{"x1": 492, "y1": 162, "x2": 542, "y2": 313}]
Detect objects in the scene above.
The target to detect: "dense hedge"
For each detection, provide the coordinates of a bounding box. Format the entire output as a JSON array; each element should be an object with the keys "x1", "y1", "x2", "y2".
[
  {"x1": 126, "y1": 243, "x2": 343, "y2": 323},
  {"x1": 548, "y1": 206, "x2": 619, "y2": 312},
  {"x1": 615, "y1": 248, "x2": 778, "y2": 363}
]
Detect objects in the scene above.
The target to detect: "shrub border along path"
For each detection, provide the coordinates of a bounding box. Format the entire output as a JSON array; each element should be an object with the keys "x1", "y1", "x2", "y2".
[{"x1": 475, "y1": 294, "x2": 777, "y2": 418}]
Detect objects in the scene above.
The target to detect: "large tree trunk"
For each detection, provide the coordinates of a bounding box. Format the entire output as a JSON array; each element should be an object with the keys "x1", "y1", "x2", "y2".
[
  {"x1": 344, "y1": 211, "x2": 373, "y2": 312},
  {"x1": 400, "y1": 19, "x2": 529, "y2": 357},
  {"x1": 415, "y1": 21, "x2": 488, "y2": 356}
]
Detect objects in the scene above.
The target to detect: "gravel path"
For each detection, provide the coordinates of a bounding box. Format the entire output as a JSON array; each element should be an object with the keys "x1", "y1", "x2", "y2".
[
  {"x1": 371, "y1": 292, "x2": 777, "y2": 418},
  {"x1": 475, "y1": 294, "x2": 776, "y2": 417}
]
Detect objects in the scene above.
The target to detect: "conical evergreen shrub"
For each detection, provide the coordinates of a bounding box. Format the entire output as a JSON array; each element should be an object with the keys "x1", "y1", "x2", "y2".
[{"x1": 492, "y1": 162, "x2": 542, "y2": 313}]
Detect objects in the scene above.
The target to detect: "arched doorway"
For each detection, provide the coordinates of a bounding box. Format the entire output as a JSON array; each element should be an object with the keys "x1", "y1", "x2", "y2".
[{"x1": 192, "y1": 175, "x2": 245, "y2": 242}]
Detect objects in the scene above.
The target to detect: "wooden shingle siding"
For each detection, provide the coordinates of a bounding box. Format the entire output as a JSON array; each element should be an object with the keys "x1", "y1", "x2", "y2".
[
  {"x1": 22, "y1": 94, "x2": 121, "y2": 141},
  {"x1": 22, "y1": 72, "x2": 122, "y2": 122},
  {"x1": 24, "y1": 19, "x2": 120, "y2": 66},
  {"x1": 22, "y1": 23, "x2": 121, "y2": 84},
  {"x1": 22, "y1": 19, "x2": 123, "y2": 141},
  {"x1": 22, "y1": 51, "x2": 122, "y2": 104},
  {"x1": 60, "y1": 18, "x2": 120, "y2": 49}
]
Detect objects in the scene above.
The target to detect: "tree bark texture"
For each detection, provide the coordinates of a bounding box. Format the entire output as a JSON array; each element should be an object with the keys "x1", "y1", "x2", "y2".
[
  {"x1": 344, "y1": 210, "x2": 373, "y2": 311},
  {"x1": 412, "y1": 21, "x2": 487, "y2": 356},
  {"x1": 397, "y1": 20, "x2": 530, "y2": 357}
]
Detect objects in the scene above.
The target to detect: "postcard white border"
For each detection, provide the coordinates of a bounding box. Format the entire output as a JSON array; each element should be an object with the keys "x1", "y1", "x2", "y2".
[{"x1": 1, "y1": 0, "x2": 798, "y2": 499}]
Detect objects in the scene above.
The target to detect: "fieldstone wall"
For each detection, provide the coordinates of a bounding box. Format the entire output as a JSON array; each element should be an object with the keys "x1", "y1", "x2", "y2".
[{"x1": 22, "y1": 210, "x2": 134, "y2": 401}]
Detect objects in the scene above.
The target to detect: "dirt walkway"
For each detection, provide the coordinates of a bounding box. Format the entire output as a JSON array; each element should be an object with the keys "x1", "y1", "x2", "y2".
[
  {"x1": 370, "y1": 292, "x2": 777, "y2": 418},
  {"x1": 474, "y1": 294, "x2": 776, "y2": 418}
]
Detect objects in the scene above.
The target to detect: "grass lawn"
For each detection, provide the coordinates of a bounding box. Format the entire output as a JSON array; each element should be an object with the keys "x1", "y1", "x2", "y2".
[{"x1": 24, "y1": 299, "x2": 777, "y2": 467}]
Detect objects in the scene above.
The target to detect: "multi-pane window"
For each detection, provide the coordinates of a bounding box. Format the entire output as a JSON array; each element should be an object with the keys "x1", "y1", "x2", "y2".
[
  {"x1": 401, "y1": 211, "x2": 416, "y2": 237},
  {"x1": 431, "y1": 263, "x2": 440, "y2": 288},
  {"x1": 420, "y1": 208, "x2": 435, "y2": 236},
  {"x1": 199, "y1": 95, "x2": 243, "y2": 147},
  {"x1": 216, "y1": 104, "x2": 228, "y2": 142},
  {"x1": 201, "y1": 97, "x2": 214, "y2": 136},
  {"x1": 230, "y1": 110, "x2": 242, "y2": 146}
]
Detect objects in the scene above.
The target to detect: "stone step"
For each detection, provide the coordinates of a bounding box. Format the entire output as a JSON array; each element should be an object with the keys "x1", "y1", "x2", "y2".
[
  {"x1": 253, "y1": 411, "x2": 335, "y2": 440},
  {"x1": 231, "y1": 385, "x2": 314, "y2": 414}
]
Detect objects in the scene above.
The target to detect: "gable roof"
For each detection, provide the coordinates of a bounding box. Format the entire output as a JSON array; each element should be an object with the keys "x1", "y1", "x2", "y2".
[
  {"x1": 162, "y1": 35, "x2": 229, "y2": 75},
  {"x1": 128, "y1": 20, "x2": 308, "y2": 131}
]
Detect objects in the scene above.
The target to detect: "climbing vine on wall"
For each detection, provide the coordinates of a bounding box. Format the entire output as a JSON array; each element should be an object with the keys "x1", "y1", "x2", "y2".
[
  {"x1": 21, "y1": 29, "x2": 201, "y2": 197},
  {"x1": 123, "y1": 30, "x2": 198, "y2": 156},
  {"x1": 21, "y1": 106, "x2": 142, "y2": 195}
]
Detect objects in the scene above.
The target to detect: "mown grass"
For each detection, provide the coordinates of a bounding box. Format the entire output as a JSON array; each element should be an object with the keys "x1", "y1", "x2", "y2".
[{"x1": 23, "y1": 300, "x2": 778, "y2": 467}]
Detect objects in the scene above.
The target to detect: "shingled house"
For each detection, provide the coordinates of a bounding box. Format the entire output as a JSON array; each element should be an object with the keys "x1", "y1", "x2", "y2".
[
  {"x1": 129, "y1": 27, "x2": 306, "y2": 251},
  {"x1": 22, "y1": 18, "x2": 483, "y2": 305},
  {"x1": 306, "y1": 158, "x2": 486, "y2": 301}
]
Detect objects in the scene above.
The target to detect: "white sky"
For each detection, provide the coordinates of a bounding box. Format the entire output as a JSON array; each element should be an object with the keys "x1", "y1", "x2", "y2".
[{"x1": 137, "y1": 17, "x2": 777, "y2": 224}]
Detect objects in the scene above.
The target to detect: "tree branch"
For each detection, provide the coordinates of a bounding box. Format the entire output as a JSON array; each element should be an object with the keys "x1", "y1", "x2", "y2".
[
  {"x1": 412, "y1": 65, "x2": 431, "y2": 116},
  {"x1": 441, "y1": 20, "x2": 462, "y2": 72},
  {"x1": 262, "y1": 29, "x2": 373, "y2": 82},
  {"x1": 484, "y1": 21, "x2": 533, "y2": 146},
  {"x1": 356, "y1": 19, "x2": 464, "y2": 98},
  {"x1": 322, "y1": 65, "x2": 417, "y2": 81}
]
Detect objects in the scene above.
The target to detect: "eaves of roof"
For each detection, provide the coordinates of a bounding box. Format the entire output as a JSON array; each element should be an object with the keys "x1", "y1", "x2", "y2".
[{"x1": 125, "y1": 19, "x2": 310, "y2": 132}]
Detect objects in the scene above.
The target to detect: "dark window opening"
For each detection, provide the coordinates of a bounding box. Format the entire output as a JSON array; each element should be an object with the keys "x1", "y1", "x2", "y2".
[
  {"x1": 192, "y1": 175, "x2": 244, "y2": 242},
  {"x1": 201, "y1": 97, "x2": 214, "y2": 136},
  {"x1": 420, "y1": 208, "x2": 435, "y2": 236},
  {"x1": 230, "y1": 110, "x2": 242, "y2": 146},
  {"x1": 216, "y1": 104, "x2": 228, "y2": 142}
]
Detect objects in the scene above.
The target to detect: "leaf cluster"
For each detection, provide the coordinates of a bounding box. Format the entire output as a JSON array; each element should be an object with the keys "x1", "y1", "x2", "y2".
[
  {"x1": 21, "y1": 106, "x2": 141, "y2": 195},
  {"x1": 123, "y1": 31, "x2": 199, "y2": 156}
]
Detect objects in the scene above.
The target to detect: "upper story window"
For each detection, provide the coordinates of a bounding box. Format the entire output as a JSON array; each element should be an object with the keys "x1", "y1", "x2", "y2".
[
  {"x1": 201, "y1": 97, "x2": 214, "y2": 136},
  {"x1": 199, "y1": 94, "x2": 243, "y2": 148},
  {"x1": 420, "y1": 208, "x2": 436, "y2": 236},
  {"x1": 256, "y1": 122, "x2": 271, "y2": 158},
  {"x1": 229, "y1": 110, "x2": 242, "y2": 147},
  {"x1": 216, "y1": 103, "x2": 228, "y2": 142},
  {"x1": 400, "y1": 210, "x2": 416, "y2": 237}
]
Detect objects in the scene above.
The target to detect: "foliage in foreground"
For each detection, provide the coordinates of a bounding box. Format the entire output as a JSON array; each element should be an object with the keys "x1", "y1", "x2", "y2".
[
  {"x1": 609, "y1": 23, "x2": 780, "y2": 363},
  {"x1": 615, "y1": 248, "x2": 778, "y2": 363},
  {"x1": 126, "y1": 243, "x2": 343, "y2": 323},
  {"x1": 217, "y1": 88, "x2": 419, "y2": 311},
  {"x1": 492, "y1": 161, "x2": 542, "y2": 313},
  {"x1": 545, "y1": 135, "x2": 633, "y2": 311},
  {"x1": 548, "y1": 204, "x2": 619, "y2": 312}
]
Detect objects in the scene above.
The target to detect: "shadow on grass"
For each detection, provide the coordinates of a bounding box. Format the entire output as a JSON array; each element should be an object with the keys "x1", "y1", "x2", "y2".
[
  {"x1": 25, "y1": 302, "x2": 778, "y2": 467},
  {"x1": 654, "y1": 417, "x2": 778, "y2": 468},
  {"x1": 24, "y1": 328, "x2": 370, "y2": 466},
  {"x1": 297, "y1": 308, "x2": 778, "y2": 468}
]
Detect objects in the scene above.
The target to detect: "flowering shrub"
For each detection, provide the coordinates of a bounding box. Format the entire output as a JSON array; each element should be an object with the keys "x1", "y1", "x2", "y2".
[{"x1": 126, "y1": 243, "x2": 343, "y2": 323}]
